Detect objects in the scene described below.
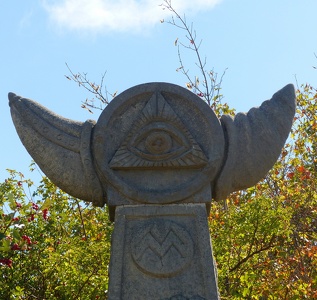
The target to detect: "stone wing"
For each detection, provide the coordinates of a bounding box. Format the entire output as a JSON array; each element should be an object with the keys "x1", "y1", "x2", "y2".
[
  {"x1": 9, "y1": 93, "x2": 104, "y2": 206},
  {"x1": 214, "y1": 84, "x2": 296, "y2": 200}
]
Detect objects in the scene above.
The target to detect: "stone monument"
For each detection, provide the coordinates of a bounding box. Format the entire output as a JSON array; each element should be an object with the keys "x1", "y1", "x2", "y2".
[{"x1": 9, "y1": 82, "x2": 296, "y2": 299}]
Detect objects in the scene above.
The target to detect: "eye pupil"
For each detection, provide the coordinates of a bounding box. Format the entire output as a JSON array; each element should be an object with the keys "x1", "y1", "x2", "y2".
[{"x1": 145, "y1": 131, "x2": 172, "y2": 155}]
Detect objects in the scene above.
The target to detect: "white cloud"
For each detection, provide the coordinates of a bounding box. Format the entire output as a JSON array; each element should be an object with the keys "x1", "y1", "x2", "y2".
[
  {"x1": 19, "y1": 9, "x2": 34, "y2": 29},
  {"x1": 42, "y1": 0, "x2": 222, "y2": 33}
]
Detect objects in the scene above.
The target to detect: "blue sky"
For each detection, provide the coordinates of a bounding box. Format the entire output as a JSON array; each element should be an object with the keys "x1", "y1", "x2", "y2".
[{"x1": 1, "y1": 0, "x2": 317, "y2": 182}]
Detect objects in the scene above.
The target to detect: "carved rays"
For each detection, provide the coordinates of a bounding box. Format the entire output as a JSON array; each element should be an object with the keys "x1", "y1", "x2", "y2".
[{"x1": 109, "y1": 92, "x2": 208, "y2": 169}]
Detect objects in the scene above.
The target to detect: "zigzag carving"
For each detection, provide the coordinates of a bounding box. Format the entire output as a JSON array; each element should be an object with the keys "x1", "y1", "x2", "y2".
[
  {"x1": 131, "y1": 221, "x2": 194, "y2": 277},
  {"x1": 135, "y1": 227, "x2": 186, "y2": 261}
]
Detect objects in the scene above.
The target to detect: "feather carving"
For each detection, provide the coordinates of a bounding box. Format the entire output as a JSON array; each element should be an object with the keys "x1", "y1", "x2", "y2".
[
  {"x1": 214, "y1": 84, "x2": 296, "y2": 200},
  {"x1": 8, "y1": 93, "x2": 104, "y2": 206}
]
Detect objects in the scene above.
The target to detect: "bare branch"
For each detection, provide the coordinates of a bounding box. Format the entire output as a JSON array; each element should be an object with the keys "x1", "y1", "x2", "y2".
[
  {"x1": 229, "y1": 234, "x2": 276, "y2": 272},
  {"x1": 65, "y1": 63, "x2": 116, "y2": 113},
  {"x1": 160, "y1": 0, "x2": 226, "y2": 109}
]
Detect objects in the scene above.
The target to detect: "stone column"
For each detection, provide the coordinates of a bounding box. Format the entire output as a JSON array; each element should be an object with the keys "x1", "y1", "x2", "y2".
[
  {"x1": 108, "y1": 204, "x2": 219, "y2": 300},
  {"x1": 9, "y1": 82, "x2": 295, "y2": 300}
]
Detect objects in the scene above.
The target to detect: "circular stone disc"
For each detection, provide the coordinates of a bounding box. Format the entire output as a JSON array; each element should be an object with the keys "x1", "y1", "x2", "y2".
[
  {"x1": 92, "y1": 82, "x2": 225, "y2": 204},
  {"x1": 131, "y1": 219, "x2": 194, "y2": 277}
]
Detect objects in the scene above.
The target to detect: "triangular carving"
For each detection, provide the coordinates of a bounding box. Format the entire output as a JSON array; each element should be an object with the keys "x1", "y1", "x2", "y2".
[{"x1": 109, "y1": 93, "x2": 208, "y2": 169}]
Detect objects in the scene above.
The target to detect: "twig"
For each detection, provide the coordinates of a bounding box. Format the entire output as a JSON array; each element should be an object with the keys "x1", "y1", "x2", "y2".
[
  {"x1": 65, "y1": 63, "x2": 116, "y2": 113},
  {"x1": 75, "y1": 199, "x2": 87, "y2": 240},
  {"x1": 229, "y1": 234, "x2": 276, "y2": 272},
  {"x1": 161, "y1": 0, "x2": 228, "y2": 108}
]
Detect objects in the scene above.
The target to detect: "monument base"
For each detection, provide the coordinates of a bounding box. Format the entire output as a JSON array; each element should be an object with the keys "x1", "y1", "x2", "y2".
[{"x1": 108, "y1": 204, "x2": 220, "y2": 300}]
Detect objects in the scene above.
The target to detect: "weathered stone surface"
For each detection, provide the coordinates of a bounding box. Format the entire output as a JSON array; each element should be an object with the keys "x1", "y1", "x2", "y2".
[
  {"x1": 8, "y1": 83, "x2": 296, "y2": 208},
  {"x1": 9, "y1": 82, "x2": 296, "y2": 299},
  {"x1": 8, "y1": 92, "x2": 104, "y2": 206},
  {"x1": 108, "y1": 204, "x2": 219, "y2": 300},
  {"x1": 92, "y1": 83, "x2": 225, "y2": 208},
  {"x1": 214, "y1": 84, "x2": 296, "y2": 200}
]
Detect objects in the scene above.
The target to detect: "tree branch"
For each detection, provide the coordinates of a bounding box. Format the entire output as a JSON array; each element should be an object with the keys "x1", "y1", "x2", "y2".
[{"x1": 229, "y1": 234, "x2": 276, "y2": 272}]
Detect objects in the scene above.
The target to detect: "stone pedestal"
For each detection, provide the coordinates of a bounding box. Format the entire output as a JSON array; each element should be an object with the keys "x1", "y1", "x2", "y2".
[
  {"x1": 9, "y1": 82, "x2": 296, "y2": 300},
  {"x1": 108, "y1": 204, "x2": 219, "y2": 300}
]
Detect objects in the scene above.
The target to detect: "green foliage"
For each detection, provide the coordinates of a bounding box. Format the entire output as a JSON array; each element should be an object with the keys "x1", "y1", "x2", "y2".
[
  {"x1": 2, "y1": 2, "x2": 316, "y2": 297},
  {"x1": 2, "y1": 86, "x2": 316, "y2": 299},
  {"x1": 0, "y1": 170, "x2": 112, "y2": 299},
  {"x1": 209, "y1": 84, "x2": 317, "y2": 299}
]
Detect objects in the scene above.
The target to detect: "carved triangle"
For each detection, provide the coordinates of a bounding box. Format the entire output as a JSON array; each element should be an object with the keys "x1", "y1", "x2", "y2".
[{"x1": 110, "y1": 93, "x2": 208, "y2": 169}]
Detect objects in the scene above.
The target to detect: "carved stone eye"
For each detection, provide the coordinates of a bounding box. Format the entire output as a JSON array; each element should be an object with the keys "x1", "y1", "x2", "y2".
[
  {"x1": 144, "y1": 131, "x2": 173, "y2": 154},
  {"x1": 109, "y1": 92, "x2": 208, "y2": 169},
  {"x1": 128, "y1": 122, "x2": 190, "y2": 162}
]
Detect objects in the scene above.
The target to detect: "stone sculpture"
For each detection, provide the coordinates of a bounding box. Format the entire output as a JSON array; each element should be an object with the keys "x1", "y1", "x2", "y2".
[{"x1": 9, "y1": 82, "x2": 296, "y2": 299}]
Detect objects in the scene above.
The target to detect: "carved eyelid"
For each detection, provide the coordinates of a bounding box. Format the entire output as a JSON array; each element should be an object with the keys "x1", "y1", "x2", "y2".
[
  {"x1": 129, "y1": 122, "x2": 188, "y2": 147},
  {"x1": 128, "y1": 122, "x2": 190, "y2": 161},
  {"x1": 129, "y1": 128, "x2": 189, "y2": 161}
]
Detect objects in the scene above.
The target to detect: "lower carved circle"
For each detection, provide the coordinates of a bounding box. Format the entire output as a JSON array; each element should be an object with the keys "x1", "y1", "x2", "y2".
[{"x1": 131, "y1": 220, "x2": 194, "y2": 278}]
